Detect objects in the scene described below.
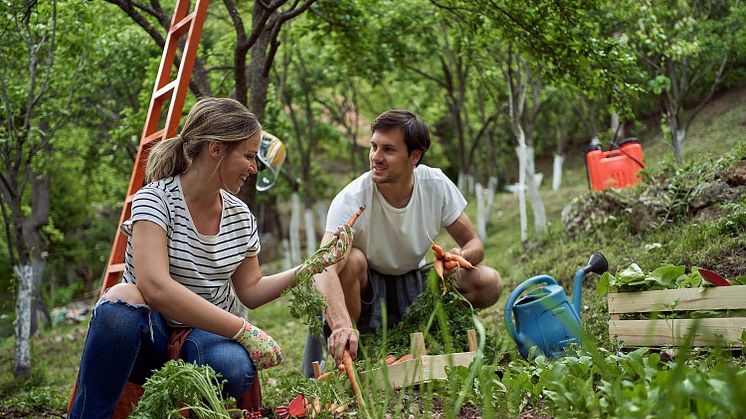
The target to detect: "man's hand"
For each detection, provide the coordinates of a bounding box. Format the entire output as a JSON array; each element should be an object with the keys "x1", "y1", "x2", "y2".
[{"x1": 328, "y1": 327, "x2": 358, "y2": 364}]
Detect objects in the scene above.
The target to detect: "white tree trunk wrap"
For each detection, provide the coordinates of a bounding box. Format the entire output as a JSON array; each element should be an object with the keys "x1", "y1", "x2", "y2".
[
  {"x1": 289, "y1": 192, "x2": 302, "y2": 265},
  {"x1": 525, "y1": 147, "x2": 547, "y2": 233},
  {"x1": 552, "y1": 154, "x2": 564, "y2": 191},
  {"x1": 282, "y1": 239, "x2": 292, "y2": 270},
  {"x1": 515, "y1": 145, "x2": 528, "y2": 242},
  {"x1": 475, "y1": 183, "x2": 487, "y2": 240},
  {"x1": 314, "y1": 200, "x2": 328, "y2": 236},
  {"x1": 13, "y1": 264, "x2": 32, "y2": 376},
  {"x1": 304, "y1": 208, "x2": 316, "y2": 258}
]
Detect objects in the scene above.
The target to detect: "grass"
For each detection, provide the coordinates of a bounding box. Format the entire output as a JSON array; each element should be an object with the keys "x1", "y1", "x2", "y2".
[{"x1": 1, "y1": 86, "x2": 745, "y2": 417}]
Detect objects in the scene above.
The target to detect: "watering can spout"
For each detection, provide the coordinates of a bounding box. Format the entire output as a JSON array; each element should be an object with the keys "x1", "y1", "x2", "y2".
[{"x1": 572, "y1": 252, "x2": 608, "y2": 314}]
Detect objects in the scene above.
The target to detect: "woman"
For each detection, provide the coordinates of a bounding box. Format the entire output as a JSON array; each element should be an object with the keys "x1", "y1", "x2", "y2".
[{"x1": 69, "y1": 98, "x2": 338, "y2": 418}]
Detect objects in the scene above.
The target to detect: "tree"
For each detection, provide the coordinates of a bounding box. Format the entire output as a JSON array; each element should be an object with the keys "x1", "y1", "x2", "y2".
[
  {"x1": 105, "y1": 0, "x2": 318, "y2": 207},
  {"x1": 1, "y1": 0, "x2": 59, "y2": 378},
  {"x1": 628, "y1": 0, "x2": 743, "y2": 163}
]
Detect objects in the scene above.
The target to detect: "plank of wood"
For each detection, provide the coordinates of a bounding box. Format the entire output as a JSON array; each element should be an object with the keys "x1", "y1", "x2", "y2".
[
  {"x1": 609, "y1": 317, "x2": 746, "y2": 347},
  {"x1": 361, "y1": 352, "x2": 477, "y2": 390},
  {"x1": 607, "y1": 285, "x2": 746, "y2": 314}
]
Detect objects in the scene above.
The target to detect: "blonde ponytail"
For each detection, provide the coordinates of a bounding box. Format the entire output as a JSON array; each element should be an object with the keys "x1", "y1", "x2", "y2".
[{"x1": 144, "y1": 98, "x2": 261, "y2": 183}]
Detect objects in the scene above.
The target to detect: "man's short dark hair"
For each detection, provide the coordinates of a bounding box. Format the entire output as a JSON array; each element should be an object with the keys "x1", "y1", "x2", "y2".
[{"x1": 371, "y1": 110, "x2": 430, "y2": 166}]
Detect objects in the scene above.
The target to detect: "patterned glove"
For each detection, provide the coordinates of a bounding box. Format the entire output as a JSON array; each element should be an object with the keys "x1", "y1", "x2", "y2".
[
  {"x1": 296, "y1": 223, "x2": 354, "y2": 279},
  {"x1": 232, "y1": 319, "x2": 283, "y2": 370}
]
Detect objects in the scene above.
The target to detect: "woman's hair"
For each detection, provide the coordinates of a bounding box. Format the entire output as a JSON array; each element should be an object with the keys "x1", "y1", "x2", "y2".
[{"x1": 145, "y1": 97, "x2": 262, "y2": 183}]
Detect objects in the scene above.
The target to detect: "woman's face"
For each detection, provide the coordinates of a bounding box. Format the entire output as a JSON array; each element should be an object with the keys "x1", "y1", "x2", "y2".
[{"x1": 219, "y1": 132, "x2": 261, "y2": 194}]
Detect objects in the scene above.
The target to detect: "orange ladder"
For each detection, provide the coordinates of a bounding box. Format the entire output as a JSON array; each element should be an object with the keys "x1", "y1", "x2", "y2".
[{"x1": 67, "y1": 0, "x2": 209, "y2": 416}]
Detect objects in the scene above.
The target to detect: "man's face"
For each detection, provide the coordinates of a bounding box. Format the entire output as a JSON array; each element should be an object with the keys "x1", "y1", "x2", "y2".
[{"x1": 369, "y1": 129, "x2": 418, "y2": 184}]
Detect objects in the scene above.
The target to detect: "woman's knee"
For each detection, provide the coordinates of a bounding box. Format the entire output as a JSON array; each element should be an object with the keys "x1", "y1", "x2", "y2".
[
  {"x1": 183, "y1": 333, "x2": 256, "y2": 398},
  {"x1": 102, "y1": 283, "x2": 145, "y2": 305}
]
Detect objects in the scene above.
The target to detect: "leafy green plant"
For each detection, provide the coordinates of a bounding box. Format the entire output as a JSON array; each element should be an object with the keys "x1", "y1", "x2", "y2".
[{"x1": 129, "y1": 360, "x2": 237, "y2": 419}]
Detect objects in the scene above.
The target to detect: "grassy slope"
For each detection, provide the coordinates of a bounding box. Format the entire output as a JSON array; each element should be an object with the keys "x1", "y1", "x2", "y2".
[{"x1": 1, "y1": 86, "x2": 744, "y2": 416}]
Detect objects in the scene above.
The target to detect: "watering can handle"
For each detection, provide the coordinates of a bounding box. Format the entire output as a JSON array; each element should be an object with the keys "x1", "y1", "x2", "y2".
[{"x1": 503, "y1": 275, "x2": 559, "y2": 344}]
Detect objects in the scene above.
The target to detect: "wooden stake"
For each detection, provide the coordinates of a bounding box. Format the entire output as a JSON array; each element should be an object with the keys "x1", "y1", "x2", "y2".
[
  {"x1": 410, "y1": 332, "x2": 427, "y2": 358},
  {"x1": 466, "y1": 329, "x2": 477, "y2": 352},
  {"x1": 312, "y1": 361, "x2": 321, "y2": 378}
]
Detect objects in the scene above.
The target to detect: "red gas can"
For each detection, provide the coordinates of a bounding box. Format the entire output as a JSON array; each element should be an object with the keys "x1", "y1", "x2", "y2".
[{"x1": 585, "y1": 138, "x2": 645, "y2": 191}]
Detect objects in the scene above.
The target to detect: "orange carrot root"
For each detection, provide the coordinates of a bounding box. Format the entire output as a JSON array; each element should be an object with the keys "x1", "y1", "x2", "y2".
[
  {"x1": 433, "y1": 259, "x2": 444, "y2": 278},
  {"x1": 444, "y1": 260, "x2": 459, "y2": 270},
  {"x1": 385, "y1": 354, "x2": 397, "y2": 365}
]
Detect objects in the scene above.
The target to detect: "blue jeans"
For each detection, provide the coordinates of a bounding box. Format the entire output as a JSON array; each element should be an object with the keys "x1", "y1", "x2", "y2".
[{"x1": 69, "y1": 298, "x2": 256, "y2": 419}]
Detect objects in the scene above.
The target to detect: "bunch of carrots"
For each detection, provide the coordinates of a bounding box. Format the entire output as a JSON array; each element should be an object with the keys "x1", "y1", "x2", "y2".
[{"x1": 431, "y1": 241, "x2": 473, "y2": 278}]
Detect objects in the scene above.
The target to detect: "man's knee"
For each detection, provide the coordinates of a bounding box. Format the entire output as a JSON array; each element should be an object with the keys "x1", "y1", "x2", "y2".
[
  {"x1": 102, "y1": 283, "x2": 146, "y2": 305},
  {"x1": 339, "y1": 248, "x2": 367, "y2": 288}
]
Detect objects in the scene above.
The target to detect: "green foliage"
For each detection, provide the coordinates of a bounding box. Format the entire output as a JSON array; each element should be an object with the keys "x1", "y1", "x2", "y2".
[
  {"x1": 130, "y1": 360, "x2": 237, "y2": 419},
  {"x1": 597, "y1": 262, "x2": 707, "y2": 293},
  {"x1": 361, "y1": 272, "x2": 495, "y2": 359}
]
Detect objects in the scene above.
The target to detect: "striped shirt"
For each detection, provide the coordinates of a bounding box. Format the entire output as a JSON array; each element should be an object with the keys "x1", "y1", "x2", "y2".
[{"x1": 120, "y1": 175, "x2": 260, "y2": 325}]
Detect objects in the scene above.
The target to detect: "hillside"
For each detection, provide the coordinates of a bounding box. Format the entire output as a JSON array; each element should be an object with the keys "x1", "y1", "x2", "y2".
[{"x1": 1, "y1": 86, "x2": 745, "y2": 417}]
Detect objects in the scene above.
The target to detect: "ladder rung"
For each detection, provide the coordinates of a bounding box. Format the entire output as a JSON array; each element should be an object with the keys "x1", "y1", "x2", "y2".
[
  {"x1": 142, "y1": 129, "x2": 166, "y2": 145},
  {"x1": 153, "y1": 80, "x2": 178, "y2": 101},
  {"x1": 169, "y1": 12, "x2": 194, "y2": 38},
  {"x1": 108, "y1": 263, "x2": 126, "y2": 274}
]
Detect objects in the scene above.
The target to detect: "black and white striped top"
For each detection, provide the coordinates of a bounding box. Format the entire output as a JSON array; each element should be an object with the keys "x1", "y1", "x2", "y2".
[{"x1": 120, "y1": 176, "x2": 260, "y2": 325}]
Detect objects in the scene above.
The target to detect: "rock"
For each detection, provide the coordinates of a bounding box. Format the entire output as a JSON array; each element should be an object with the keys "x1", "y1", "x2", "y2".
[
  {"x1": 689, "y1": 180, "x2": 735, "y2": 209},
  {"x1": 629, "y1": 196, "x2": 665, "y2": 233},
  {"x1": 694, "y1": 205, "x2": 724, "y2": 222},
  {"x1": 725, "y1": 159, "x2": 746, "y2": 186},
  {"x1": 561, "y1": 190, "x2": 632, "y2": 234}
]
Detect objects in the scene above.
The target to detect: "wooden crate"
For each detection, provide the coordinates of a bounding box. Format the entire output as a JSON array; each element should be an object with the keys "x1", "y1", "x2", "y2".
[
  {"x1": 360, "y1": 330, "x2": 478, "y2": 390},
  {"x1": 608, "y1": 285, "x2": 746, "y2": 347}
]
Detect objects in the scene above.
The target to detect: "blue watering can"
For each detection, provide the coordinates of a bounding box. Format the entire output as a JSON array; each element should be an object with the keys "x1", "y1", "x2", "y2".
[{"x1": 504, "y1": 252, "x2": 608, "y2": 359}]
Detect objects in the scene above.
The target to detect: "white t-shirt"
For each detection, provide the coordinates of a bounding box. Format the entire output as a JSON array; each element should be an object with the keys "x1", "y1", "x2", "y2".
[
  {"x1": 325, "y1": 165, "x2": 466, "y2": 275},
  {"x1": 120, "y1": 175, "x2": 260, "y2": 325}
]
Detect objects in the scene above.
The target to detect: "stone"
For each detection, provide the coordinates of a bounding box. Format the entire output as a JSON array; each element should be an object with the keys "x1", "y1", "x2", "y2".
[{"x1": 725, "y1": 159, "x2": 746, "y2": 186}]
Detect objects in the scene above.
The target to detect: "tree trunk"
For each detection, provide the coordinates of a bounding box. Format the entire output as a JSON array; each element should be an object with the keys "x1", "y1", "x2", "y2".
[
  {"x1": 13, "y1": 264, "x2": 33, "y2": 378},
  {"x1": 552, "y1": 154, "x2": 564, "y2": 191},
  {"x1": 525, "y1": 147, "x2": 546, "y2": 233},
  {"x1": 289, "y1": 192, "x2": 302, "y2": 265},
  {"x1": 303, "y1": 207, "x2": 316, "y2": 258},
  {"x1": 515, "y1": 144, "x2": 528, "y2": 242}
]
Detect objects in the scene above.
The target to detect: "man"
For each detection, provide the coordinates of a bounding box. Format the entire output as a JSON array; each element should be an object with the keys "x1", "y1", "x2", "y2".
[{"x1": 303, "y1": 110, "x2": 502, "y2": 373}]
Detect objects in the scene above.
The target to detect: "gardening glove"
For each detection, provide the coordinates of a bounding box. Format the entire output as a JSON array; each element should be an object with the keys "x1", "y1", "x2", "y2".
[
  {"x1": 232, "y1": 319, "x2": 284, "y2": 370},
  {"x1": 295, "y1": 223, "x2": 354, "y2": 280}
]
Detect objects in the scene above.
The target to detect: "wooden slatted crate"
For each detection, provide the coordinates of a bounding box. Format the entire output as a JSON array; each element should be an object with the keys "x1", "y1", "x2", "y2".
[
  {"x1": 360, "y1": 330, "x2": 478, "y2": 390},
  {"x1": 608, "y1": 286, "x2": 746, "y2": 347}
]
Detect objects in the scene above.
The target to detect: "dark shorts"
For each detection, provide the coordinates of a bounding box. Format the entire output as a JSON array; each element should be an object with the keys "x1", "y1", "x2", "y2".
[{"x1": 356, "y1": 263, "x2": 431, "y2": 334}]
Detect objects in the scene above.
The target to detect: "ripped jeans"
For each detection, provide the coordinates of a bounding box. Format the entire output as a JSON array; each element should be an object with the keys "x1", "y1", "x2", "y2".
[{"x1": 68, "y1": 296, "x2": 256, "y2": 419}]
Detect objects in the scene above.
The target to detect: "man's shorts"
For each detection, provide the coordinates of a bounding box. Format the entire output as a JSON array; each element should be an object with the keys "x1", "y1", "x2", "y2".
[{"x1": 356, "y1": 263, "x2": 432, "y2": 334}]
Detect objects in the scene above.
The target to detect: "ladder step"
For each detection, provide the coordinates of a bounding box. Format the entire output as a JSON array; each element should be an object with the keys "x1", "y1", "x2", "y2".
[
  {"x1": 142, "y1": 129, "x2": 166, "y2": 145},
  {"x1": 108, "y1": 263, "x2": 126, "y2": 274},
  {"x1": 169, "y1": 12, "x2": 194, "y2": 38},
  {"x1": 153, "y1": 80, "x2": 178, "y2": 101}
]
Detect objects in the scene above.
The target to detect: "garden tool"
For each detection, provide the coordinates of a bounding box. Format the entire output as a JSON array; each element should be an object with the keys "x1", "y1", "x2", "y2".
[
  {"x1": 504, "y1": 252, "x2": 608, "y2": 359},
  {"x1": 697, "y1": 268, "x2": 731, "y2": 286}
]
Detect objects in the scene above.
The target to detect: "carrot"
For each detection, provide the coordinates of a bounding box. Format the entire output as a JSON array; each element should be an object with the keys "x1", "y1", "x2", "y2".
[
  {"x1": 343, "y1": 351, "x2": 365, "y2": 409},
  {"x1": 444, "y1": 260, "x2": 459, "y2": 270},
  {"x1": 391, "y1": 354, "x2": 413, "y2": 365},
  {"x1": 385, "y1": 354, "x2": 397, "y2": 365},
  {"x1": 333, "y1": 404, "x2": 348, "y2": 414},
  {"x1": 316, "y1": 371, "x2": 332, "y2": 381},
  {"x1": 433, "y1": 259, "x2": 444, "y2": 278},
  {"x1": 431, "y1": 243, "x2": 445, "y2": 259},
  {"x1": 450, "y1": 254, "x2": 473, "y2": 269}
]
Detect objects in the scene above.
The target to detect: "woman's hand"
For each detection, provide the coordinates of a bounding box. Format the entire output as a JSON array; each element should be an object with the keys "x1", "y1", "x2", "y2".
[{"x1": 232, "y1": 319, "x2": 283, "y2": 370}]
